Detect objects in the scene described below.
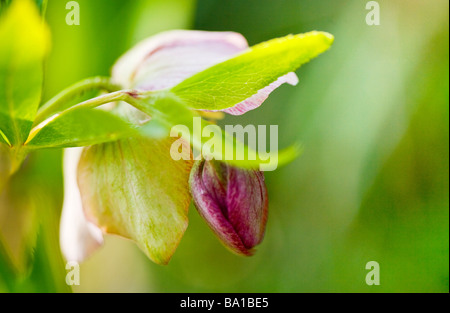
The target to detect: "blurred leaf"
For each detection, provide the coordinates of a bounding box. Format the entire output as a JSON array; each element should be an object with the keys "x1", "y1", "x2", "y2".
[
  {"x1": 0, "y1": 160, "x2": 39, "y2": 274},
  {"x1": 0, "y1": 0, "x2": 46, "y2": 15},
  {"x1": 20, "y1": 230, "x2": 71, "y2": 293},
  {"x1": 0, "y1": 143, "x2": 11, "y2": 191},
  {"x1": 78, "y1": 137, "x2": 193, "y2": 265},
  {"x1": 25, "y1": 108, "x2": 138, "y2": 149},
  {"x1": 34, "y1": 0, "x2": 47, "y2": 15},
  {"x1": 171, "y1": 31, "x2": 333, "y2": 110},
  {"x1": 0, "y1": 0, "x2": 11, "y2": 14},
  {"x1": 0, "y1": 243, "x2": 15, "y2": 292},
  {"x1": 335, "y1": 66, "x2": 449, "y2": 292},
  {"x1": 0, "y1": 149, "x2": 71, "y2": 292},
  {"x1": 0, "y1": 0, "x2": 50, "y2": 145},
  {"x1": 0, "y1": 144, "x2": 26, "y2": 188}
]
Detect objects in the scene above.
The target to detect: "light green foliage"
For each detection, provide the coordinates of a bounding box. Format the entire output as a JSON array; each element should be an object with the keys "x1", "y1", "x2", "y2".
[
  {"x1": 172, "y1": 31, "x2": 333, "y2": 110},
  {"x1": 0, "y1": 165, "x2": 39, "y2": 273},
  {"x1": 26, "y1": 108, "x2": 138, "y2": 149},
  {"x1": 0, "y1": 150, "x2": 70, "y2": 292},
  {"x1": 0, "y1": 0, "x2": 50, "y2": 145}
]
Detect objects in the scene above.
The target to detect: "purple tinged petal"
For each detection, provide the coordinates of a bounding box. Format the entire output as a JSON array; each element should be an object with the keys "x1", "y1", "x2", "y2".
[
  {"x1": 226, "y1": 167, "x2": 268, "y2": 249},
  {"x1": 190, "y1": 160, "x2": 268, "y2": 256},
  {"x1": 190, "y1": 161, "x2": 251, "y2": 256},
  {"x1": 201, "y1": 160, "x2": 228, "y2": 212}
]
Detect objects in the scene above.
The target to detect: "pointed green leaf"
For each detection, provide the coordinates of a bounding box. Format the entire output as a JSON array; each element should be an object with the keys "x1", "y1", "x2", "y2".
[
  {"x1": 77, "y1": 137, "x2": 193, "y2": 265},
  {"x1": 25, "y1": 108, "x2": 138, "y2": 149},
  {"x1": 0, "y1": 0, "x2": 50, "y2": 145},
  {"x1": 171, "y1": 31, "x2": 334, "y2": 110}
]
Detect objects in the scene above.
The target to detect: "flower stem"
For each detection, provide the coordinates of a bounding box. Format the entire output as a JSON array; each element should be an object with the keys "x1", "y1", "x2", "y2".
[
  {"x1": 34, "y1": 77, "x2": 122, "y2": 126},
  {"x1": 28, "y1": 90, "x2": 142, "y2": 144},
  {"x1": 41, "y1": 0, "x2": 48, "y2": 18}
]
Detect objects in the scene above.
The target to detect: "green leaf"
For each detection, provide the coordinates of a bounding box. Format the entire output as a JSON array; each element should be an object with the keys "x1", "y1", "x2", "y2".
[
  {"x1": 136, "y1": 93, "x2": 300, "y2": 170},
  {"x1": 25, "y1": 108, "x2": 138, "y2": 149},
  {"x1": 171, "y1": 31, "x2": 334, "y2": 110},
  {"x1": 0, "y1": 0, "x2": 50, "y2": 145},
  {"x1": 78, "y1": 137, "x2": 193, "y2": 265}
]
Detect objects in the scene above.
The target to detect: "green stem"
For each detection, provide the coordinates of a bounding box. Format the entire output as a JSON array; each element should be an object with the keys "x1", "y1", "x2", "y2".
[
  {"x1": 41, "y1": 0, "x2": 48, "y2": 18},
  {"x1": 56, "y1": 89, "x2": 140, "y2": 116},
  {"x1": 34, "y1": 77, "x2": 122, "y2": 126},
  {"x1": 28, "y1": 89, "x2": 144, "y2": 145}
]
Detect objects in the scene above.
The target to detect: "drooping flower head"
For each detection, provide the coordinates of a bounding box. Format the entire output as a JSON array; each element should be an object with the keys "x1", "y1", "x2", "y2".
[{"x1": 58, "y1": 30, "x2": 334, "y2": 264}]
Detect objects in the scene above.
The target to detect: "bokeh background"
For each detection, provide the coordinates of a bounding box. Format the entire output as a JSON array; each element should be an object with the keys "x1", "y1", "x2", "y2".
[{"x1": 0, "y1": 0, "x2": 448, "y2": 292}]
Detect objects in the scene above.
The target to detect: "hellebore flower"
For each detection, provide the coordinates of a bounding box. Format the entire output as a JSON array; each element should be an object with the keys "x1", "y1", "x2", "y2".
[
  {"x1": 190, "y1": 160, "x2": 268, "y2": 256},
  {"x1": 59, "y1": 30, "x2": 299, "y2": 264}
]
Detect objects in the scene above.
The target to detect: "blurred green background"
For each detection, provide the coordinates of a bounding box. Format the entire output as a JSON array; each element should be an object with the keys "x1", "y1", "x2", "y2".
[{"x1": 0, "y1": 0, "x2": 448, "y2": 292}]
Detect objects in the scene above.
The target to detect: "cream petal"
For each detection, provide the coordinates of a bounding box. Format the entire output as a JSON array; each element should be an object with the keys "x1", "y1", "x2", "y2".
[
  {"x1": 77, "y1": 137, "x2": 193, "y2": 265},
  {"x1": 59, "y1": 147, "x2": 103, "y2": 262},
  {"x1": 112, "y1": 30, "x2": 248, "y2": 90}
]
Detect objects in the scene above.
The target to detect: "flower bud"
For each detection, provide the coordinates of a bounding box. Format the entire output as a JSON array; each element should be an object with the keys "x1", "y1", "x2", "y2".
[{"x1": 189, "y1": 160, "x2": 268, "y2": 256}]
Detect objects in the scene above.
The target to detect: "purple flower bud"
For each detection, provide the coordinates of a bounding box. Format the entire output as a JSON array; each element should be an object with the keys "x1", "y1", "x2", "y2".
[{"x1": 189, "y1": 160, "x2": 268, "y2": 256}]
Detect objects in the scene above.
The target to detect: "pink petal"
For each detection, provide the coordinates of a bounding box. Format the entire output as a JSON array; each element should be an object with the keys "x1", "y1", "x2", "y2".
[
  {"x1": 60, "y1": 148, "x2": 103, "y2": 262},
  {"x1": 190, "y1": 161, "x2": 252, "y2": 256},
  {"x1": 112, "y1": 30, "x2": 248, "y2": 90},
  {"x1": 113, "y1": 30, "x2": 299, "y2": 115},
  {"x1": 222, "y1": 72, "x2": 299, "y2": 115},
  {"x1": 226, "y1": 167, "x2": 268, "y2": 249}
]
